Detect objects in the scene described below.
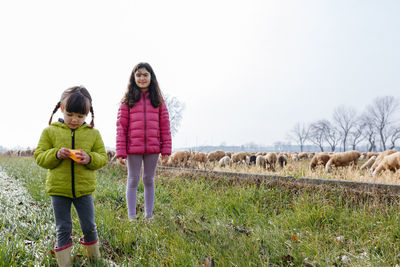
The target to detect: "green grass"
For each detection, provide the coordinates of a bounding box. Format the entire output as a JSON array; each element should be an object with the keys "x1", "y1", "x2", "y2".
[{"x1": 1, "y1": 156, "x2": 400, "y2": 266}]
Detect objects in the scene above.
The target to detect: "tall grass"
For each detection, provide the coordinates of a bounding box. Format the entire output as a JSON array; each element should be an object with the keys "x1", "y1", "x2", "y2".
[{"x1": 1, "y1": 156, "x2": 400, "y2": 266}]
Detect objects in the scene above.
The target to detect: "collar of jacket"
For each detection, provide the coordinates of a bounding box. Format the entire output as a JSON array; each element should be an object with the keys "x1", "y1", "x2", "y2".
[
  {"x1": 53, "y1": 118, "x2": 88, "y2": 129},
  {"x1": 140, "y1": 91, "x2": 149, "y2": 97}
]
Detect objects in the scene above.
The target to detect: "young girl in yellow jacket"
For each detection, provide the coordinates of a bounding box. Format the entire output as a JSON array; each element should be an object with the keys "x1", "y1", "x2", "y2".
[{"x1": 34, "y1": 86, "x2": 107, "y2": 266}]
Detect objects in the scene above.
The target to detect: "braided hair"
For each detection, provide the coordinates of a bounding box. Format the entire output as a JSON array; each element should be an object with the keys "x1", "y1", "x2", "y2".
[{"x1": 48, "y1": 86, "x2": 95, "y2": 128}]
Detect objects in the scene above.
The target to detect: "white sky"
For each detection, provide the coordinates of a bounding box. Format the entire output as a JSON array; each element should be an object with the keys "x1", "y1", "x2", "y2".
[{"x1": 0, "y1": 0, "x2": 399, "y2": 150}]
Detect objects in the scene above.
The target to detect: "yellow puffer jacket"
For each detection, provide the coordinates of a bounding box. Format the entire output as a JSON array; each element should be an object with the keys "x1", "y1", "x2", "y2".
[{"x1": 34, "y1": 120, "x2": 108, "y2": 198}]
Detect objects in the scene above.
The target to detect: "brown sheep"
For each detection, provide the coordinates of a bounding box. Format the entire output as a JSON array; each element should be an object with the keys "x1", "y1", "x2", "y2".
[
  {"x1": 207, "y1": 150, "x2": 226, "y2": 163},
  {"x1": 107, "y1": 150, "x2": 116, "y2": 162},
  {"x1": 231, "y1": 152, "x2": 249, "y2": 165},
  {"x1": 298, "y1": 152, "x2": 309, "y2": 160},
  {"x1": 169, "y1": 150, "x2": 191, "y2": 167},
  {"x1": 190, "y1": 151, "x2": 208, "y2": 168},
  {"x1": 255, "y1": 155, "x2": 266, "y2": 169},
  {"x1": 18, "y1": 149, "x2": 34, "y2": 157},
  {"x1": 325, "y1": 150, "x2": 361, "y2": 172},
  {"x1": 265, "y1": 152, "x2": 277, "y2": 171},
  {"x1": 309, "y1": 152, "x2": 331, "y2": 170},
  {"x1": 280, "y1": 152, "x2": 290, "y2": 158},
  {"x1": 370, "y1": 150, "x2": 397, "y2": 173},
  {"x1": 373, "y1": 152, "x2": 400, "y2": 176},
  {"x1": 360, "y1": 155, "x2": 376, "y2": 171},
  {"x1": 277, "y1": 153, "x2": 288, "y2": 168}
]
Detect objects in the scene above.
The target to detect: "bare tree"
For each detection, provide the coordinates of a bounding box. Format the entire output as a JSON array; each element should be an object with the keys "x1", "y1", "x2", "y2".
[
  {"x1": 319, "y1": 119, "x2": 340, "y2": 152},
  {"x1": 365, "y1": 96, "x2": 399, "y2": 151},
  {"x1": 164, "y1": 94, "x2": 185, "y2": 137},
  {"x1": 388, "y1": 125, "x2": 400, "y2": 149},
  {"x1": 360, "y1": 113, "x2": 377, "y2": 152},
  {"x1": 333, "y1": 105, "x2": 357, "y2": 152},
  {"x1": 348, "y1": 118, "x2": 365, "y2": 151},
  {"x1": 289, "y1": 123, "x2": 310, "y2": 152},
  {"x1": 309, "y1": 121, "x2": 326, "y2": 152}
]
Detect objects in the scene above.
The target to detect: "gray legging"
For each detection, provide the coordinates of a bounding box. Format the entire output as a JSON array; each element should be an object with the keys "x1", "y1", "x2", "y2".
[{"x1": 126, "y1": 153, "x2": 159, "y2": 219}]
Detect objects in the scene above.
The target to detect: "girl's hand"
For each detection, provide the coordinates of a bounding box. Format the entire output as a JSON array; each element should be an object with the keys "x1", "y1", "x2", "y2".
[
  {"x1": 74, "y1": 150, "x2": 91, "y2": 165},
  {"x1": 57, "y1": 148, "x2": 72, "y2": 160},
  {"x1": 161, "y1": 154, "x2": 169, "y2": 165},
  {"x1": 118, "y1": 157, "x2": 126, "y2": 166}
]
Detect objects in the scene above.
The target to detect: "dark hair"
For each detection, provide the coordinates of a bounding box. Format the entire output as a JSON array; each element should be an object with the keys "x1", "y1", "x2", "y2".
[
  {"x1": 49, "y1": 86, "x2": 95, "y2": 128},
  {"x1": 121, "y1": 62, "x2": 164, "y2": 108}
]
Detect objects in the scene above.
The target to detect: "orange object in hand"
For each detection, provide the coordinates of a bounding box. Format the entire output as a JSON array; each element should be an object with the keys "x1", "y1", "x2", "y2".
[{"x1": 69, "y1": 149, "x2": 81, "y2": 162}]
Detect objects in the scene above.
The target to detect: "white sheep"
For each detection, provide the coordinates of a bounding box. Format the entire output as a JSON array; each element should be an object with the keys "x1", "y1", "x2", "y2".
[
  {"x1": 360, "y1": 155, "x2": 376, "y2": 171},
  {"x1": 370, "y1": 150, "x2": 397, "y2": 173},
  {"x1": 218, "y1": 155, "x2": 231, "y2": 168},
  {"x1": 372, "y1": 152, "x2": 400, "y2": 176}
]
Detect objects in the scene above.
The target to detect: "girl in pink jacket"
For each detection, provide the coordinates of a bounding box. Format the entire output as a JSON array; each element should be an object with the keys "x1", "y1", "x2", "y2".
[{"x1": 116, "y1": 62, "x2": 172, "y2": 220}]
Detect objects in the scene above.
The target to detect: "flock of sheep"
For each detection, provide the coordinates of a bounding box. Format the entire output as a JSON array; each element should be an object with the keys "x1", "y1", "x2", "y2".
[
  {"x1": 1, "y1": 149, "x2": 35, "y2": 157},
  {"x1": 159, "y1": 150, "x2": 400, "y2": 177},
  {"x1": 2, "y1": 149, "x2": 400, "y2": 177}
]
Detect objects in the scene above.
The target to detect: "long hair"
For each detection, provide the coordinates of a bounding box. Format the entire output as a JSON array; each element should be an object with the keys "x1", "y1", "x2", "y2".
[
  {"x1": 121, "y1": 62, "x2": 164, "y2": 108},
  {"x1": 48, "y1": 86, "x2": 95, "y2": 128}
]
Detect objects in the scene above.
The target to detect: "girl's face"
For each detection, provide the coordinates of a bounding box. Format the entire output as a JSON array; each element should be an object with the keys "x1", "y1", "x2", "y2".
[
  {"x1": 134, "y1": 68, "x2": 151, "y2": 90},
  {"x1": 61, "y1": 105, "x2": 87, "y2": 129}
]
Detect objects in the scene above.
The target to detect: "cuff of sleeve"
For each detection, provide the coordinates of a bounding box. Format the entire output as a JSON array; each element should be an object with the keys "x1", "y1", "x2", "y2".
[
  {"x1": 54, "y1": 149, "x2": 61, "y2": 161},
  {"x1": 161, "y1": 149, "x2": 171, "y2": 155},
  {"x1": 116, "y1": 155, "x2": 127, "y2": 159}
]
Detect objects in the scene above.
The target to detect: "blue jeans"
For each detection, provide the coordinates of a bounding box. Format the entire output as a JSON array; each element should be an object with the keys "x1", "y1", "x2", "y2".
[{"x1": 51, "y1": 195, "x2": 97, "y2": 248}]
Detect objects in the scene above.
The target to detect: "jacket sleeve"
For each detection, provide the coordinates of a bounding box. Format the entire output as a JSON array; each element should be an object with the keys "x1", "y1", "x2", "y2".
[
  {"x1": 34, "y1": 127, "x2": 61, "y2": 169},
  {"x1": 86, "y1": 130, "x2": 108, "y2": 170},
  {"x1": 116, "y1": 103, "x2": 129, "y2": 158},
  {"x1": 159, "y1": 103, "x2": 172, "y2": 155}
]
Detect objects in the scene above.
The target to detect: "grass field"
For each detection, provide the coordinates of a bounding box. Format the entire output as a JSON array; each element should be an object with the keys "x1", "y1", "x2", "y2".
[{"x1": 1, "y1": 156, "x2": 400, "y2": 266}]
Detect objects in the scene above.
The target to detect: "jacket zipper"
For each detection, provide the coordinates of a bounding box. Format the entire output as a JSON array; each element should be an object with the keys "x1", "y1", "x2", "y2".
[
  {"x1": 71, "y1": 129, "x2": 76, "y2": 198},
  {"x1": 143, "y1": 93, "x2": 147, "y2": 153}
]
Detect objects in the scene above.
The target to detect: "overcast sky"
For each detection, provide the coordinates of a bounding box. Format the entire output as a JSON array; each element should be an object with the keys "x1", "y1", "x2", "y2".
[{"x1": 0, "y1": 0, "x2": 399, "y2": 150}]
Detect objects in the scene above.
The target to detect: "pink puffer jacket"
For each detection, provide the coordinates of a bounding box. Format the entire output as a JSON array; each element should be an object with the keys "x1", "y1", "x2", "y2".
[{"x1": 116, "y1": 91, "x2": 172, "y2": 158}]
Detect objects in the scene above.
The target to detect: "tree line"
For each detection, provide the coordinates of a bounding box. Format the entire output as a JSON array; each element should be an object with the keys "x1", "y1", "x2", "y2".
[{"x1": 290, "y1": 96, "x2": 400, "y2": 152}]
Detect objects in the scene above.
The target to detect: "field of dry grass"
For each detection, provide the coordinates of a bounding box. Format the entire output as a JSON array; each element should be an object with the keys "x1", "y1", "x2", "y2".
[{"x1": 201, "y1": 158, "x2": 400, "y2": 185}]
